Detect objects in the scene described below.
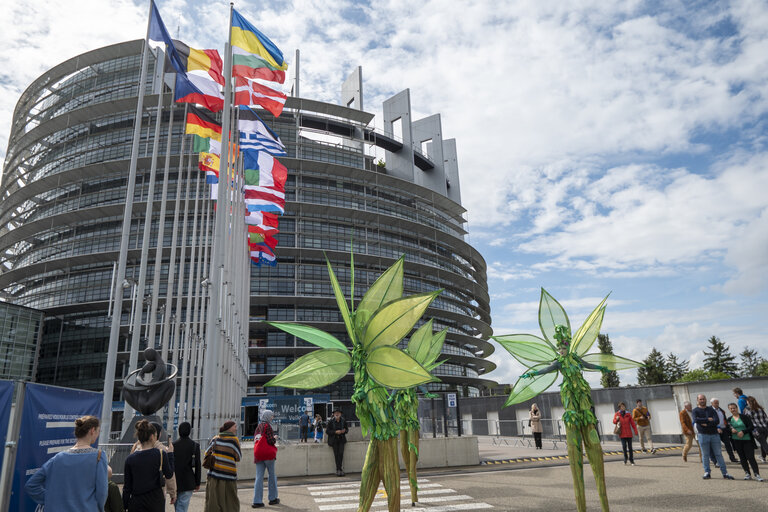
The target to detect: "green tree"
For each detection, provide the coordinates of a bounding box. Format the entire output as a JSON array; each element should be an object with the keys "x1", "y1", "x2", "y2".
[
  {"x1": 754, "y1": 360, "x2": 768, "y2": 377},
  {"x1": 637, "y1": 348, "x2": 667, "y2": 385},
  {"x1": 703, "y1": 336, "x2": 738, "y2": 377},
  {"x1": 677, "y1": 369, "x2": 732, "y2": 382},
  {"x1": 665, "y1": 353, "x2": 689, "y2": 382},
  {"x1": 597, "y1": 334, "x2": 620, "y2": 388},
  {"x1": 739, "y1": 346, "x2": 765, "y2": 377}
]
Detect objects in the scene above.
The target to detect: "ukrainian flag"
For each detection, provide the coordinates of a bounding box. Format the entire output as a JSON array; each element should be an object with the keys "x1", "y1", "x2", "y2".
[{"x1": 231, "y1": 9, "x2": 288, "y2": 72}]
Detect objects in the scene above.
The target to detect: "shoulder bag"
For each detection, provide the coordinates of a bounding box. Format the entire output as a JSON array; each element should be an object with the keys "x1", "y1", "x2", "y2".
[
  {"x1": 202, "y1": 437, "x2": 217, "y2": 470},
  {"x1": 158, "y1": 448, "x2": 166, "y2": 487},
  {"x1": 254, "y1": 423, "x2": 278, "y2": 462}
]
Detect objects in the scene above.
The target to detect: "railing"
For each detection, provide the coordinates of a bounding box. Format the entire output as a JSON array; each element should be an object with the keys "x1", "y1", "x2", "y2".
[{"x1": 454, "y1": 418, "x2": 606, "y2": 449}]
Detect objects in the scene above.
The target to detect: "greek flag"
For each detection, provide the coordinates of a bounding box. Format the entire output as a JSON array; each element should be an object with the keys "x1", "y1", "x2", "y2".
[{"x1": 238, "y1": 106, "x2": 286, "y2": 156}]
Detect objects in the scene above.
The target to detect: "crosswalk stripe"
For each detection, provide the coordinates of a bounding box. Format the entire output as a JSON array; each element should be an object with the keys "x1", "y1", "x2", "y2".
[
  {"x1": 312, "y1": 485, "x2": 449, "y2": 501},
  {"x1": 308, "y1": 479, "x2": 429, "y2": 492},
  {"x1": 318, "y1": 495, "x2": 477, "y2": 511}
]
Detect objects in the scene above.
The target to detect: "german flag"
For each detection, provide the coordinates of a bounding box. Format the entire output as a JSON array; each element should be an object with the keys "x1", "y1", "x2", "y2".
[{"x1": 186, "y1": 106, "x2": 221, "y2": 141}]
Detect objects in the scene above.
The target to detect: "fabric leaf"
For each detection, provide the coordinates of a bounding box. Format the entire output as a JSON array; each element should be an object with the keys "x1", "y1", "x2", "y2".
[
  {"x1": 355, "y1": 256, "x2": 405, "y2": 331},
  {"x1": 362, "y1": 291, "x2": 441, "y2": 351},
  {"x1": 424, "y1": 328, "x2": 448, "y2": 366},
  {"x1": 407, "y1": 319, "x2": 434, "y2": 364},
  {"x1": 571, "y1": 294, "x2": 609, "y2": 356},
  {"x1": 264, "y1": 322, "x2": 347, "y2": 352},
  {"x1": 325, "y1": 257, "x2": 356, "y2": 344},
  {"x1": 492, "y1": 334, "x2": 557, "y2": 365},
  {"x1": 264, "y1": 349, "x2": 351, "y2": 389},
  {"x1": 581, "y1": 353, "x2": 644, "y2": 371},
  {"x1": 367, "y1": 346, "x2": 435, "y2": 389},
  {"x1": 504, "y1": 363, "x2": 558, "y2": 407},
  {"x1": 538, "y1": 288, "x2": 570, "y2": 348}
]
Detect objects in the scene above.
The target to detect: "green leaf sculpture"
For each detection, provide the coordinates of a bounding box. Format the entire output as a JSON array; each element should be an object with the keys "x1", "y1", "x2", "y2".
[
  {"x1": 491, "y1": 288, "x2": 643, "y2": 512},
  {"x1": 264, "y1": 253, "x2": 442, "y2": 512}
]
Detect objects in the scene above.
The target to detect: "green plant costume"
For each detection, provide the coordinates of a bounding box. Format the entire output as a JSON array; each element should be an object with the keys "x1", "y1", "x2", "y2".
[
  {"x1": 492, "y1": 289, "x2": 642, "y2": 512},
  {"x1": 264, "y1": 255, "x2": 442, "y2": 512},
  {"x1": 393, "y1": 321, "x2": 446, "y2": 505}
]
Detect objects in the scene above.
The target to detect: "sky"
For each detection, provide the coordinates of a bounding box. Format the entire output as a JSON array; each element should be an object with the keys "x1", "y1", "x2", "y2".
[{"x1": 1, "y1": 0, "x2": 767, "y2": 388}]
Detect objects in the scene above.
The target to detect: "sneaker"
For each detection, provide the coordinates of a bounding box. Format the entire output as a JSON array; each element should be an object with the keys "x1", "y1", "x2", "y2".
[
  {"x1": 756, "y1": 475, "x2": 764, "y2": 482},
  {"x1": 624, "y1": 461, "x2": 627, "y2": 465},
  {"x1": 340, "y1": 471, "x2": 345, "y2": 476},
  {"x1": 702, "y1": 473, "x2": 711, "y2": 479},
  {"x1": 336, "y1": 470, "x2": 342, "y2": 476},
  {"x1": 631, "y1": 462, "x2": 635, "y2": 466},
  {"x1": 714, "y1": 462, "x2": 720, "y2": 468},
  {"x1": 745, "y1": 473, "x2": 752, "y2": 480},
  {"x1": 269, "y1": 498, "x2": 280, "y2": 505},
  {"x1": 761, "y1": 456, "x2": 766, "y2": 463},
  {"x1": 724, "y1": 474, "x2": 735, "y2": 480},
  {"x1": 651, "y1": 448, "x2": 657, "y2": 454},
  {"x1": 252, "y1": 505, "x2": 265, "y2": 509}
]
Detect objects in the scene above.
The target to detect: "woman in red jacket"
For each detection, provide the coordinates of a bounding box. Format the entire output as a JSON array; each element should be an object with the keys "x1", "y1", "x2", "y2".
[{"x1": 614, "y1": 402, "x2": 639, "y2": 465}]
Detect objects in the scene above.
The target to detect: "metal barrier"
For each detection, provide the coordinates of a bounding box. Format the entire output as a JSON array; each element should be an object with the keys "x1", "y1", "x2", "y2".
[{"x1": 458, "y1": 418, "x2": 604, "y2": 449}]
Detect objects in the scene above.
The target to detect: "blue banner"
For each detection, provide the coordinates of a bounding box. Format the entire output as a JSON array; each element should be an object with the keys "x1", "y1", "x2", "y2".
[
  {"x1": 10, "y1": 383, "x2": 102, "y2": 512},
  {"x1": 0, "y1": 380, "x2": 13, "y2": 471},
  {"x1": 243, "y1": 394, "x2": 329, "y2": 424}
]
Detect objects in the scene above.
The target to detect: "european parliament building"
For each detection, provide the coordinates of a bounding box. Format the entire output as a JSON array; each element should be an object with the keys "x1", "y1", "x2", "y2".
[{"x1": 0, "y1": 40, "x2": 495, "y2": 405}]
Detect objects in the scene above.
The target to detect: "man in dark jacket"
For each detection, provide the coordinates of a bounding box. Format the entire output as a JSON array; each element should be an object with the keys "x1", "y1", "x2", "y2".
[
  {"x1": 173, "y1": 422, "x2": 201, "y2": 512},
  {"x1": 326, "y1": 409, "x2": 348, "y2": 476}
]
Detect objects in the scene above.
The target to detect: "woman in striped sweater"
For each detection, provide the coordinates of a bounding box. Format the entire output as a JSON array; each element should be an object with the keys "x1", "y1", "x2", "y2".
[{"x1": 204, "y1": 421, "x2": 241, "y2": 512}]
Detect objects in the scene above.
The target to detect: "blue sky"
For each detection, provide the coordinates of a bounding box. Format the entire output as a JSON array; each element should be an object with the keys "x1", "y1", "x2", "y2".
[{"x1": 1, "y1": 0, "x2": 767, "y2": 387}]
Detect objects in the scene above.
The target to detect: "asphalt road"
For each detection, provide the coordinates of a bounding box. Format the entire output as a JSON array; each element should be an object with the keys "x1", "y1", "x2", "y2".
[{"x1": 184, "y1": 452, "x2": 767, "y2": 511}]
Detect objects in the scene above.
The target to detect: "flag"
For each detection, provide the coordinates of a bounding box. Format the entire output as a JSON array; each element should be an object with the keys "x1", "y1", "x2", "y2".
[
  {"x1": 243, "y1": 150, "x2": 287, "y2": 190},
  {"x1": 250, "y1": 243, "x2": 277, "y2": 266},
  {"x1": 244, "y1": 186, "x2": 285, "y2": 214},
  {"x1": 192, "y1": 134, "x2": 221, "y2": 154},
  {"x1": 248, "y1": 226, "x2": 278, "y2": 249},
  {"x1": 186, "y1": 106, "x2": 222, "y2": 140},
  {"x1": 231, "y1": 8, "x2": 288, "y2": 80},
  {"x1": 234, "y1": 77, "x2": 286, "y2": 117},
  {"x1": 148, "y1": 1, "x2": 186, "y2": 74},
  {"x1": 172, "y1": 41, "x2": 225, "y2": 85},
  {"x1": 238, "y1": 107, "x2": 286, "y2": 156},
  {"x1": 244, "y1": 210, "x2": 280, "y2": 227},
  {"x1": 175, "y1": 71, "x2": 224, "y2": 112},
  {"x1": 198, "y1": 152, "x2": 220, "y2": 184}
]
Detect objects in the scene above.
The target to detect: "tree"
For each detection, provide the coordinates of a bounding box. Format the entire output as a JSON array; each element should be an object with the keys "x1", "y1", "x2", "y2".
[
  {"x1": 637, "y1": 348, "x2": 667, "y2": 385},
  {"x1": 677, "y1": 369, "x2": 732, "y2": 382},
  {"x1": 597, "y1": 334, "x2": 620, "y2": 388},
  {"x1": 703, "y1": 336, "x2": 738, "y2": 377},
  {"x1": 739, "y1": 346, "x2": 765, "y2": 377},
  {"x1": 665, "y1": 353, "x2": 689, "y2": 382},
  {"x1": 755, "y1": 360, "x2": 768, "y2": 377}
]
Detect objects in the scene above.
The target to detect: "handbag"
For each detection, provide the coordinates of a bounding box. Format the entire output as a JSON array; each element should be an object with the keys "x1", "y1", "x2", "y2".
[
  {"x1": 202, "y1": 438, "x2": 216, "y2": 470},
  {"x1": 253, "y1": 424, "x2": 278, "y2": 462},
  {"x1": 613, "y1": 422, "x2": 621, "y2": 435}
]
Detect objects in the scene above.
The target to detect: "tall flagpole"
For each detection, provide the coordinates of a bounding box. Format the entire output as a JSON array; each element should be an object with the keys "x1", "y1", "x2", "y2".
[
  {"x1": 100, "y1": 0, "x2": 154, "y2": 445},
  {"x1": 202, "y1": 2, "x2": 234, "y2": 440},
  {"x1": 122, "y1": 45, "x2": 167, "y2": 432}
]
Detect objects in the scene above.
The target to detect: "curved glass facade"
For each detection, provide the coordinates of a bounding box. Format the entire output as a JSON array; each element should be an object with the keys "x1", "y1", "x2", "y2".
[{"x1": 0, "y1": 41, "x2": 495, "y2": 401}]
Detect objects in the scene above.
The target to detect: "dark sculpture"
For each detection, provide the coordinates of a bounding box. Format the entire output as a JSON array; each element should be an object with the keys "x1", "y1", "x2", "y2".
[{"x1": 122, "y1": 348, "x2": 177, "y2": 415}]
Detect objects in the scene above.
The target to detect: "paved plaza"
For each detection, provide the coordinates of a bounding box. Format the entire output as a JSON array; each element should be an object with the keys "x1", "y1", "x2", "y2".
[{"x1": 183, "y1": 438, "x2": 766, "y2": 511}]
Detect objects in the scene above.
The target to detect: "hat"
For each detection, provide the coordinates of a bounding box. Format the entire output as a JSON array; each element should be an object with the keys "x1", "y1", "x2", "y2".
[
  {"x1": 219, "y1": 420, "x2": 236, "y2": 433},
  {"x1": 178, "y1": 422, "x2": 191, "y2": 437}
]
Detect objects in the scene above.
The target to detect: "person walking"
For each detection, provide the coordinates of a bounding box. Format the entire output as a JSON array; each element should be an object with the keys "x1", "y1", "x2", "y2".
[
  {"x1": 131, "y1": 422, "x2": 177, "y2": 505},
  {"x1": 252, "y1": 410, "x2": 279, "y2": 508},
  {"x1": 25, "y1": 415, "x2": 108, "y2": 512},
  {"x1": 326, "y1": 408, "x2": 348, "y2": 476},
  {"x1": 173, "y1": 422, "x2": 201, "y2": 512},
  {"x1": 744, "y1": 396, "x2": 768, "y2": 462},
  {"x1": 299, "y1": 410, "x2": 311, "y2": 443},
  {"x1": 204, "y1": 420, "x2": 242, "y2": 512},
  {"x1": 313, "y1": 414, "x2": 324, "y2": 443},
  {"x1": 693, "y1": 393, "x2": 735, "y2": 480},
  {"x1": 529, "y1": 403, "x2": 543, "y2": 449},
  {"x1": 711, "y1": 398, "x2": 739, "y2": 464},
  {"x1": 727, "y1": 402, "x2": 763, "y2": 481},
  {"x1": 123, "y1": 419, "x2": 175, "y2": 511},
  {"x1": 632, "y1": 399, "x2": 656, "y2": 453},
  {"x1": 613, "y1": 402, "x2": 638, "y2": 465}
]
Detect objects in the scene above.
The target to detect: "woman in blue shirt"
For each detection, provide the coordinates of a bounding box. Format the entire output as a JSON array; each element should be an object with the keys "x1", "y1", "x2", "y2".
[{"x1": 25, "y1": 415, "x2": 108, "y2": 511}]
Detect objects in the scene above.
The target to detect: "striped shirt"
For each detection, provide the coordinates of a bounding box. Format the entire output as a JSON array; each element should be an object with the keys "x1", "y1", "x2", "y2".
[
  {"x1": 205, "y1": 432, "x2": 241, "y2": 480},
  {"x1": 745, "y1": 406, "x2": 768, "y2": 430}
]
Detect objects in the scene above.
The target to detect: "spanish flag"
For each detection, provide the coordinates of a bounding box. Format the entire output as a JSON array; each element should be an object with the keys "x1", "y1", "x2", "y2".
[
  {"x1": 186, "y1": 106, "x2": 222, "y2": 141},
  {"x1": 231, "y1": 9, "x2": 288, "y2": 84},
  {"x1": 198, "y1": 152, "x2": 220, "y2": 173}
]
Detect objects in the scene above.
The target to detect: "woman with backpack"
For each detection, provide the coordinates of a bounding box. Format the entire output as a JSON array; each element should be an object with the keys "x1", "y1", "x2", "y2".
[{"x1": 252, "y1": 410, "x2": 279, "y2": 508}]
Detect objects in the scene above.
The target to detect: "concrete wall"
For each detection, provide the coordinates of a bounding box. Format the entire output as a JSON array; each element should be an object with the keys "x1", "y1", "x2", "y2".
[{"x1": 232, "y1": 435, "x2": 479, "y2": 480}]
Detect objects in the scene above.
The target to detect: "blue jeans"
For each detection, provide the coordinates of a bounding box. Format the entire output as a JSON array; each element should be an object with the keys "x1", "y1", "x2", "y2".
[
  {"x1": 698, "y1": 433, "x2": 727, "y2": 475},
  {"x1": 174, "y1": 490, "x2": 193, "y2": 512},
  {"x1": 253, "y1": 459, "x2": 278, "y2": 504}
]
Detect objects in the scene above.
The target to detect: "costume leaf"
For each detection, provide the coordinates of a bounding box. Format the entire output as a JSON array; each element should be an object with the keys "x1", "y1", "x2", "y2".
[
  {"x1": 265, "y1": 322, "x2": 348, "y2": 352},
  {"x1": 325, "y1": 257, "x2": 356, "y2": 343},
  {"x1": 407, "y1": 319, "x2": 434, "y2": 364},
  {"x1": 492, "y1": 334, "x2": 558, "y2": 365},
  {"x1": 539, "y1": 288, "x2": 570, "y2": 348},
  {"x1": 363, "y1": 291, "x2": 441, "y2": 351},
  {"x1": 356, "y1": 255, "x2": 404, "y2": 331},
  {"x1": 571, "y1": 294, "x2": 609, "y2": 356},
  {"x1": 504, "y1": 364, "x2": 558, "y2": 407},
  {"x1": 424, "y1": 328, "x2": 448, "y2": 366},
  {"x1": 367, "y1": 346, "x2": 435, "y2": 389},
  {"x1": 581, "y1": 353, "x2": 644, "y2": 371},
  {"x1": 265, "y1": 349, "x2": 351, "y2": 389}
]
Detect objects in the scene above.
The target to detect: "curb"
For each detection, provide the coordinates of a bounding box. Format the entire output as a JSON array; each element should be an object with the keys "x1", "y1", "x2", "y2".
[{"x1": 481, "y1": 446, "x2": 682, "y2": 465}]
